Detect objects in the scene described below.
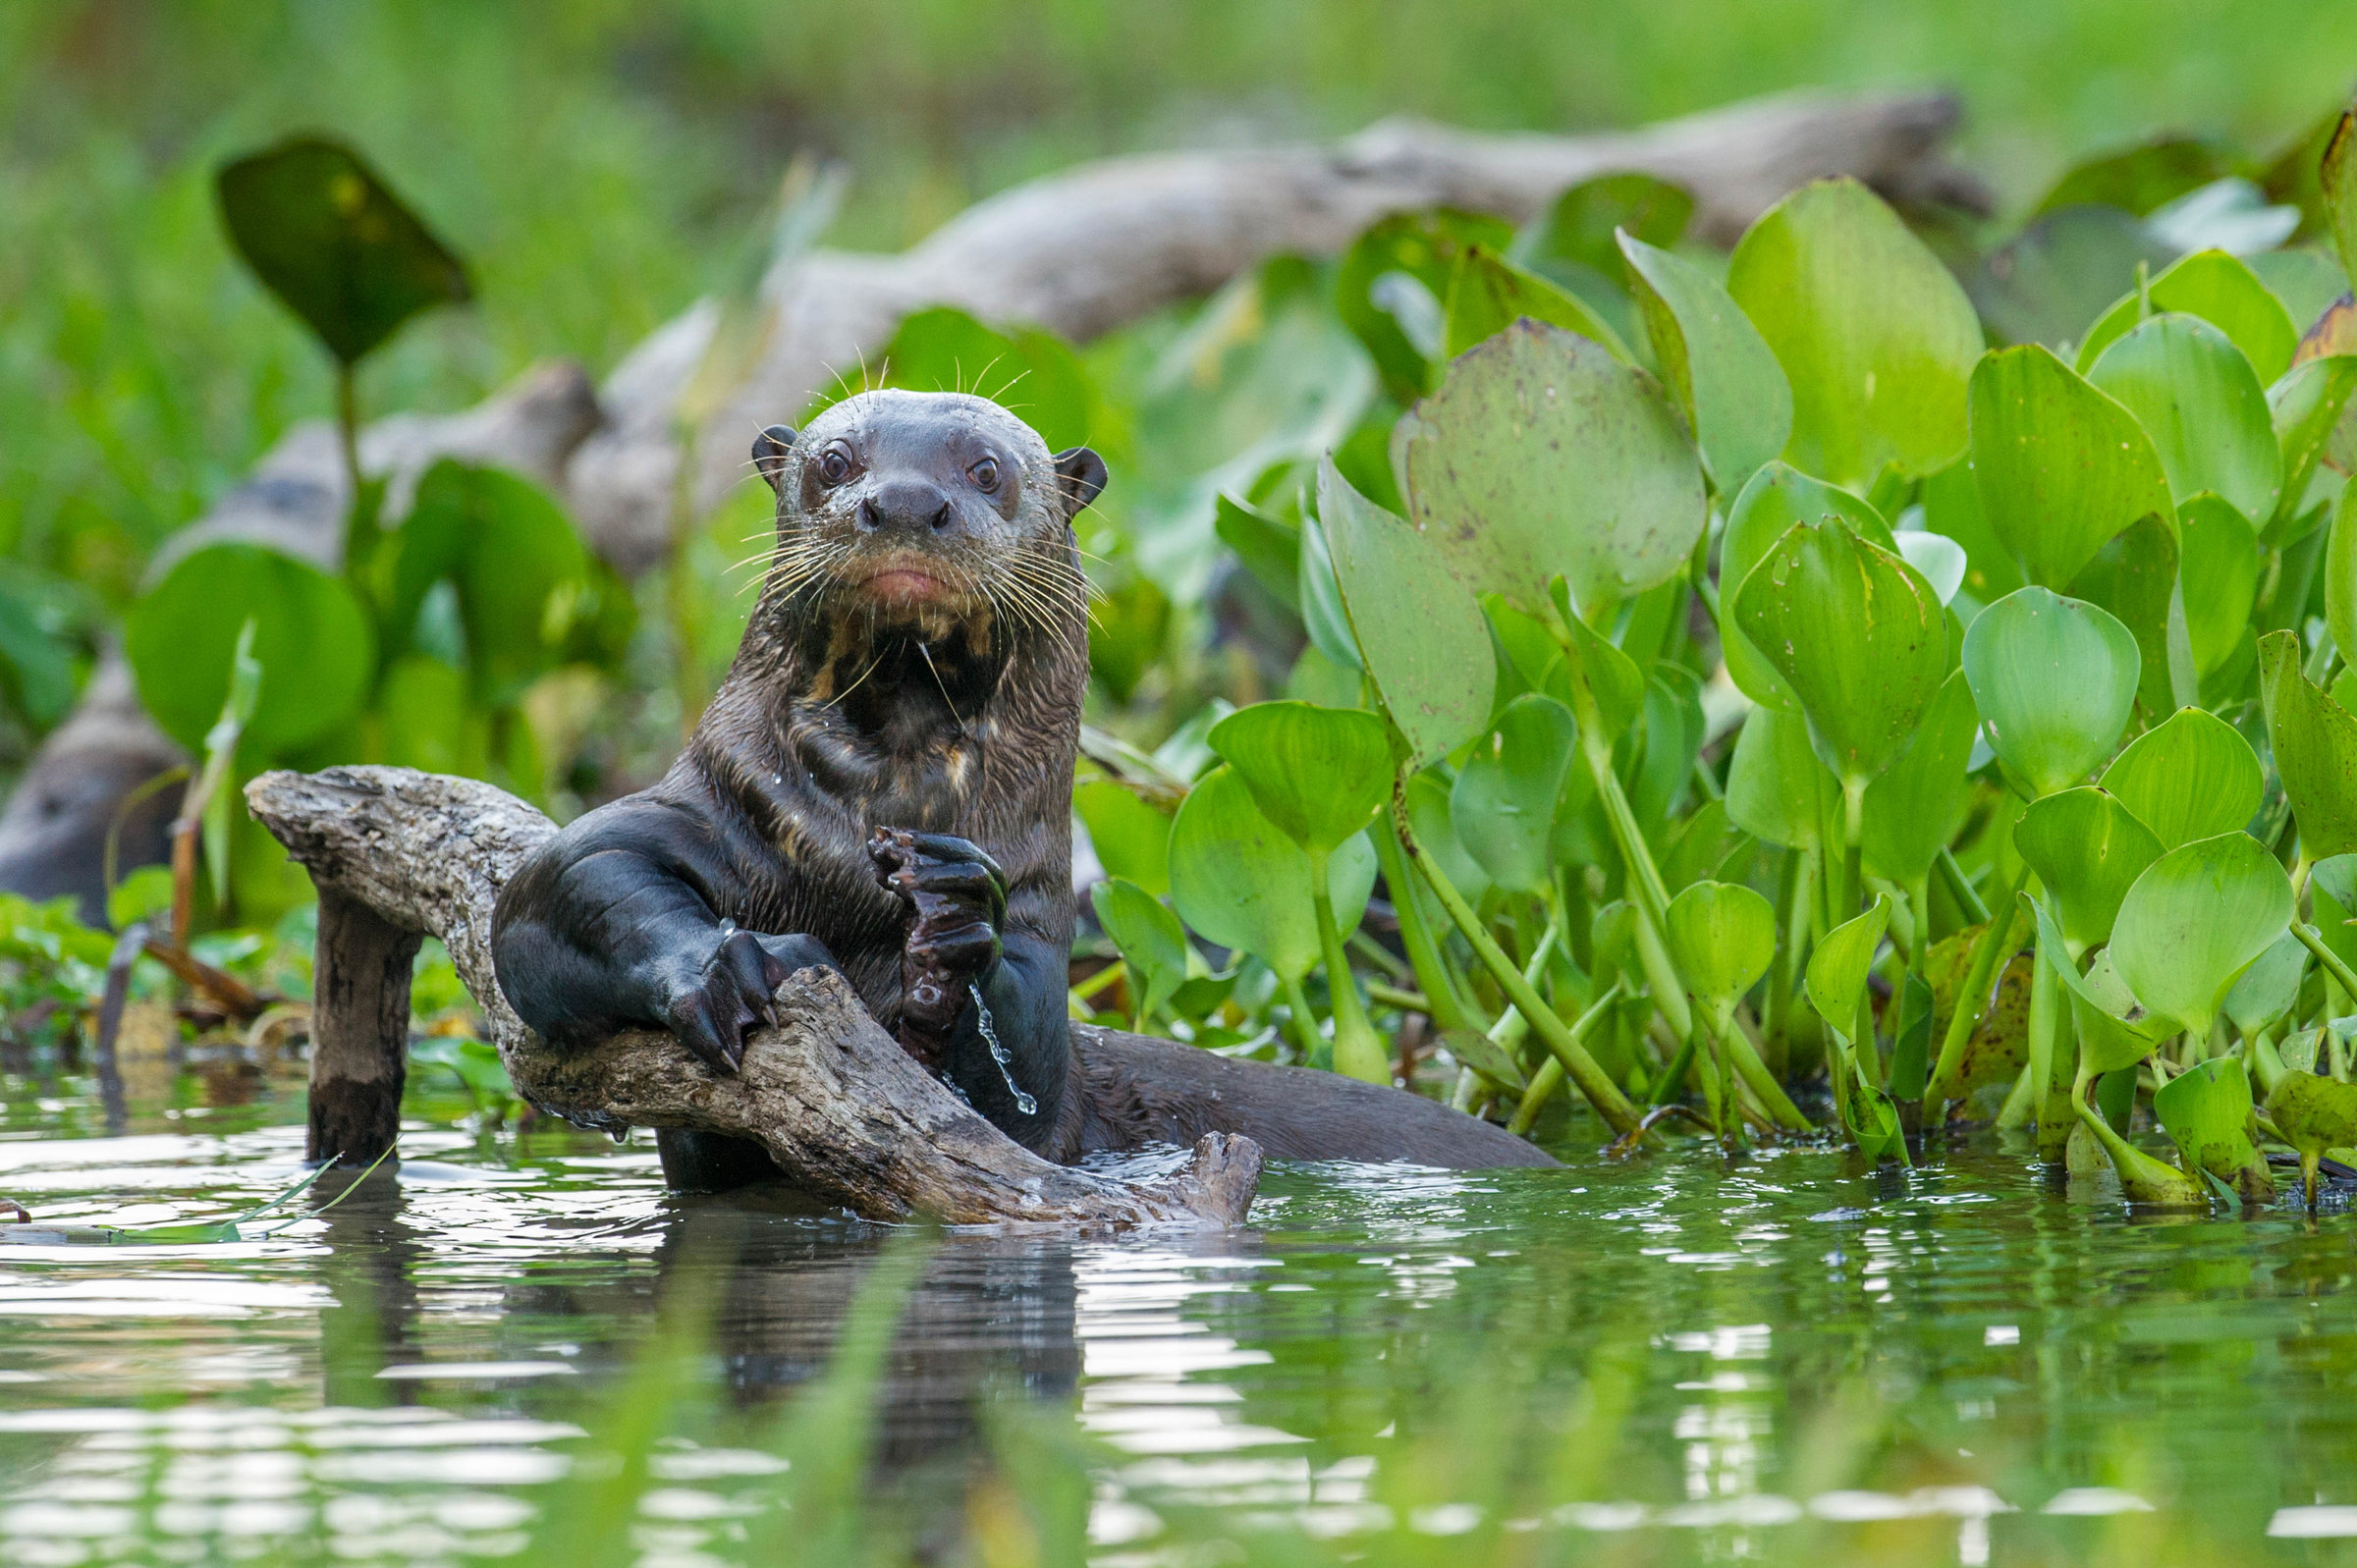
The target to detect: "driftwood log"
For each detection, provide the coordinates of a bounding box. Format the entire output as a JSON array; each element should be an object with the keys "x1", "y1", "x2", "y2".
[
  {"x1": 1, "y1": 90, "x2": 1984, "y2": 918},
  {"x1": 245, "y1": 766, "x2": 1263, "y2": 1226}
]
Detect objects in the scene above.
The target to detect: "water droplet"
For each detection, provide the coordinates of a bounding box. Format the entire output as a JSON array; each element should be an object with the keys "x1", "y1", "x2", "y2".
[{"x1": 971, "y1": 984, "x2": 1036, "y2": 1115}]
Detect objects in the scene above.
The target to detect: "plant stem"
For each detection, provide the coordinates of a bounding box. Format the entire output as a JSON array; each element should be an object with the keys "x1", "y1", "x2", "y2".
[
  {"x1": 1507, "y1": 981, "x2": 1625, "y2": 1136},
  {"x1": 1837, "y1": 779, "x2": 1866, "y2": 922},
  {"x1": 1393, "y1": 784, "x2": 1644, "y2": 1137},
  {"x1": 334, "y1": 361, "x2": 373, "y2": 573},
  {"x1": 1372, "y1": 816, "x2": 1475, "y2": 1033},
  {"x1": 1923, "y1": 866, "x2": 2032, "y2": 1106},
  {"x1": 1279, "y1": 972, "x2": 1324, "y2": 1065},
  {"x1": 1311, "y1": 870, "x2": 1391, "y2": 1085},
  {"x1": 1937, "y1": 847, "x2": 1991, "y2": 925},
  {"x1": 1366, "y1": 981, "x2": 1431, "y2": 1014},
  {"x1": 2294, "y1": 921, "x2": 2357, "y2": 1004}
]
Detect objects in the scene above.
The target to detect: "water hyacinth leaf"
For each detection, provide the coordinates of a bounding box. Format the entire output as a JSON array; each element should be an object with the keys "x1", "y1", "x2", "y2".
[
  {"x1": 2065, "y1": 513, "x2": 2179, "y2": 718},
  {"x1": 1212, "y1": 493, "x2": 1300, "y2": 608},
  {"x1": 2013, "y1": 787, "x2": 2164, "y2": 954},
  {"x1": 2222, "y1": 931, "x2": 2307, "y2": 1037},
  {"x1": 1207, "y1": 702, "x2": 1393, "y2": 858},
  {"x1": 1962, "y1": 206, "x2": 2178, "y2": 351},
  {"x1": 1716, "y1": 464, "x2": 1890, "y2": 711},
  {"x1": 1806, "y1": 893, "x2": 1891, "y2": 1041},
  {"x1": 1091, "y1": 878, "x2": 1192, "y2": 1024},
  {"x1": 215, "y1": 135, "x2": 470, "y2": 365},
  {"x1": 2326, "y1": 109, "x2": 2357, "y2": 292},
  {"x1": 1296, "y1": 517, "x2": 1363, "y2": 674},
  {"x1": 2266, "y1": 1068, "x2": 2357, "y2": 1205},
  {"x1": 1545, "y1": 580, "x2": 1647, "y2": 746},
  {"x1": 392, "y1": 460, "x2": 597, "y2": 703},
  {"x1": 1730, "y1": 518, "x2": 1947, "y2": 790},
  {"x1": 1893, "y1": 532, "x2": 1967, "y2": 607},
  {"x1": 2086, "y1": 314, "x2": 2282, "y2": 526},
  {"x1": 1441, "y1": 1029, "x2": 1528, "y2": 1095},
  {"x1": 2099, "y1": 706, "x2": 2264, "y2": 849},
  {"x1": 126, "y1": 542, "x2": 375, "y2": 755},
  {"x1": 2268, "y1": 354, "x2": 2357, "y2": 540},
  {"x1": 1727, "y1": 178, "x2": 1983, "y2": 487},
  {"x1": 1072, "y1": 781, "x2": 1174, "y2": 897},
  {"x1": 1440, "y1": 245, "x2": 1631, "y2": 362},
  {"x1": 1663, "y1": 880, "x2": 1777, "y2": 1007},
  {"x1": 2329, "y1": 483, "x2": 2357, "y2": 672},
  {"x1": 1406, "y1": 770, "x2": 1490, "y2": 906},
  {"x1": 2075, "y1": 249, "x2": 2299, "y2": 384},
  {"x1": 1397, "y1": 319, "x2": 1707, "y2": 617},
  {"x1": 2022, "y1": 894, "x2": 2172, "y2": 1052},
  {"x1": 1337, "y1": 209, "x2": 1515, "y2": 404},
  {"x1": 1725, "y1": 703, "x2": 1836, "y2": 852},
  {"x1": 2109, "y1": 832, "x2": 2294, "y2": 1039},
  {"x1": 1617, "y1": 233, "x2": 1791, "y2": 496},
  {"x1": 1527, "y1": 174, "x2": 1693, "y2": 277},
  {"x1": 2035, "y1": 135, "x2": 2237, "y2": 217},
  {"x1": 1451, "y1": 694, "x2": 1579, "y2": 897},
  {"x1": 377, "y1": 654, "x2": 488, "y2": 779},
  {"x1": 805, "y1": 305, "x2": 1094, "y2": 451},
  {"x1": 1959, "y1": 587, "x2": 2140, "y2": 797},
  {"x1": 2173, "y1": 496, "x2": 2262, "y2": 679},
  {"x1": 1169, "y1": 766, "x2": 1374, "y2": 983},
  {"x1": 2258, "y1": 628, "x2": 2357, "y2": 859},
  {"x1": 2315, "y1": 853, "x2": 2357, "y2": 913},
  {"x1": 1317, "y1": 460, "x2": 1493, "y2": 769},
  {"x1": 1967, "y1": 345, "x2": 2175, "y2": 589},
  {"x1": 1846, "y1": 1081, "x2": 1909, "y2": 1164},
  {"x1": 1860, "y1": 669, "x2": 1979, "y2": 882}
]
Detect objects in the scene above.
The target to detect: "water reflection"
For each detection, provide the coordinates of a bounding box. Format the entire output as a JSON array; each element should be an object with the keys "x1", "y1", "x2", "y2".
[{"x1": 4, "y1": 1101, "x2": 2357, "y2": 1560}]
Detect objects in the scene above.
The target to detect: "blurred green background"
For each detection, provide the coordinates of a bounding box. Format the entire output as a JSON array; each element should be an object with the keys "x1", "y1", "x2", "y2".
[{"x1": 4, "y1": 0, "x2": 2356, "y2": 770}]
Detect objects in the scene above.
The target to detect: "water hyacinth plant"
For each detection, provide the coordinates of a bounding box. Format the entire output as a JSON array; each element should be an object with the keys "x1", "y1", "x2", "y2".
[{"x1": 1076, "y1": 101, "x2": 2357, "y2": 1211}]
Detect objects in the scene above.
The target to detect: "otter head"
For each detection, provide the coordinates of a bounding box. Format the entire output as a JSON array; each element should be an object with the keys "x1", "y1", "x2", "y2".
[{"x1": 748, "y1": 390, "x2": 1106, "y2": 644}]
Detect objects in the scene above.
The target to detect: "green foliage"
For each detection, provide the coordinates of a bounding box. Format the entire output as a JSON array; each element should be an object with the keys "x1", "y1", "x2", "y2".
[
  {"x1": 1967, "y1": 345, "x2": 2174, "y2": 589},
  {"x1": 1618, "y1": 232, "x2": 1792, "y2": 496},
  {"x1": 2109, "y1": 833, "x2": 2293, "y2": 1039},
  {"x1": 1960, "y1": 587, "x2": 2140, "y2": 797}
]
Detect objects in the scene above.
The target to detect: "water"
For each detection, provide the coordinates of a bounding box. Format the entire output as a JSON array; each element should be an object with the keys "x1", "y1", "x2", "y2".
[{"x1": 5, "y1": 1072, "x2": 2357, "y2": 1564}]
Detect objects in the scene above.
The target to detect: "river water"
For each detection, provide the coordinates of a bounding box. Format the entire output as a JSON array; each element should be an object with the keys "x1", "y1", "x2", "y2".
[{"x1": 3, "y1": 1075, "x2": 2357, "y2": 1566}]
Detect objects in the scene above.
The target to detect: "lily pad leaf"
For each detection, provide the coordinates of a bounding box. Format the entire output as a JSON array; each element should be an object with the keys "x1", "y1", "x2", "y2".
[
  {"x1": 1617, "y1": 232, "x2": 1791, "y2": 496},
  {"x1": 1727, "y1": 177, "x2": 1983, "y2": 487},
  {"x1": 1967, "y1": 345, "x2": 2175, "y2": 590},
  {"x1": 2098, "y1": 706, "x2": 2264, "y2": 849},
  {"x1": 215, "y1": 135, "x2": 470, "y2": 365},
  {"x1": 1959, "y1": 586, "x2": 2140, "y2": 798},
  {"x1": 1397, "y1": 318, "x2": 1707, "y2": 619}
]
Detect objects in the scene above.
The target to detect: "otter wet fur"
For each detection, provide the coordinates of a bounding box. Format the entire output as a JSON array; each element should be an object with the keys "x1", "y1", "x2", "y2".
[{"x1": 492, "y1": 389, "x2": 1554, "y2": 1187}]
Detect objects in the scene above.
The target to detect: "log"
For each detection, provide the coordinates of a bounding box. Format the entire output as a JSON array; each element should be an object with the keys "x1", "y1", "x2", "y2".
[
  {"x1": 244, "y1": 765, "x2": 1262, "y2": 1226},
  {"x1": 9, "y1": 89, "x2": 1983, "y2": 918}
]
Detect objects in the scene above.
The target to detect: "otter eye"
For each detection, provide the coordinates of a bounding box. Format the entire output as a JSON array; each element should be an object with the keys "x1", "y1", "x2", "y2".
[
  {"x1": 816, "y1": 444, "x2": 855, "y2": 486},
  {"x1": 967, "y1": 456, "x2": 1000, "y2": 491}
]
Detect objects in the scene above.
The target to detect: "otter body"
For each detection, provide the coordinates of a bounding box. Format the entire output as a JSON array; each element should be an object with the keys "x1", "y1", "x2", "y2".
[{"x1": 492, "y1": 390, "x2": 1554, "y2": 1183}]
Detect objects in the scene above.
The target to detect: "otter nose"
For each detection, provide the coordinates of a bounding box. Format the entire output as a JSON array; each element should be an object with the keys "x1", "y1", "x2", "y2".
[{"x1": 858, "y1": 477, "x2": 956, "y2": 535}]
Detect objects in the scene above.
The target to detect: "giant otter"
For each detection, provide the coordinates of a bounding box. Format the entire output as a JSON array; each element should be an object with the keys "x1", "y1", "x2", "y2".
[{"x1": 491, "y1": 390, "x2": 1552, "y2": 1186}]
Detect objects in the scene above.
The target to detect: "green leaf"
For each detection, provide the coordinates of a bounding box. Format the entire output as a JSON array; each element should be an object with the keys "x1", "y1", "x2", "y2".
[
  {"x1": 1168, "y1": 765, "x2": 1375, "y2": 983},
  {"x1": 1524, "y1": 174, "x2": 1693, "y2": 279},
  {"x1": 1663, "y1": 880, "x2": 1777, "y2": 1008},
  {"x1": 1294, "y1": 516, "x2": 1363, "y2": 674},
  {"x1": 2085, "y1": 314, "x2": 2282, "y2": 526},
  {"x1": 377, "y1": 654, "x2": 489, "y2": 778},
  {"x1": 1440, "y1": 245, "x2": 1632, "y2": 362},
  {"x1": 2075, "y1": 249, "x2": 2299, "y2": 384},
  {"x1": 1806, "y1": 893, "x2": 1891, "y2": 1040},
  {"x1": 1959, "y1": 586, "x2": 2140, "y2": 798},
  {"x1": 2064, "y1": 514, "x2": 2179, "y2": 719},
  {"x1": 2154, "y1": 1055, "x2": 2275, "y2": 1201},
  {"x1": 1545, "y1": 580, "x2": 1649, "y2": 746},
  {"x1": 1961, "y1": 206, "x2": 2176, "y2": 351},
  {"x1": 107, "y1": 866, "x2": 173, "y2": 933},
  {"x1": 805, "y1": 305, "x2": 1095, "y2": 452},
  {"x1": 1073, "y1": 781, "x2": 1175, "y2": 897},
  {"x1": 1212, "y1": 493, "x2": 1300, "y2": 609},
  {"x1": 1859, "y1": 669, "x2": 1980, "y2": 882},
  {"x1": 2270, "y1": 354, "x2": 2357, "y2": 544},
  {"x1": 2328, "y1": 481, "x2": 2357, "y2": 671},
  {"x1": 1450, "y1": 695, "x2": 1579, "y2": 897},
  {"x1": 2024, "y1": 895, "x2": 2174, "y2": 1060},
  {"x1": 1727, "y1": 177, "x2": 1983, "y2": 487},
  {"x1": 1406, "y1": 769, "x2": 1490, "y2": 906},
  {"x1": 1396, "y1": 318, "x2": 1707, "y2": 619},
  {"x1": 2035, "y1": 135, "x2": 2237, "y2": 216},
  {"x1": 1725, "y1": 704, "x2": 1836, "y2": 852},
  {"x1": 2098, "y1": 706, "x2": 2264, "y2": 849},
  {"x1": 2013, "y1": 787, "x2": 2163, "y2": 953},
  {"x1": 2174, "y1": 496, "x2": 2261, "y2": 679},
  {"x1": 1207, "y1": 702, "x2": 1394, "y2": 859},
  {"x1": 1967, "y1": 345, "x2": 2175, "y2": 589},
  {"x1": 1730, "y1": 517, "x2": 1948, "y2": 791},
  {"x1": 1336, "y1": 209, "x2": 1514, "y2": 405},
  {"x1": 391, "y1": 460, "x2": 595, "y2": 704},
  {"x1": 2267, "y1": 1064, "x2": 2357, "y2": 1205},
  {"x1": 2110, "y1": 832, "x2": 2294, "y2": 1039},
  {"x1": 1091, "y1": 878, "x2": 1192, "y2": 1023},
  {"x1": 1317, "y1": 459, "x2": 1493, "y2": 769},
  {"x1": 1717, "y1": 462, "x2": 1891, "y2": 711},
  {"x1": 1617, "y1": 233, "x2": 1791, "y2": 496},
  {"x1": 2222, "y1": 931, "x2": 2307, "y2": 1036},
  {"x1": 214, "y1": 135, "x2": 469, "y2": 365},
  {"x1": 2258, "y1": 628, "x2": 2357, "y2": 859},
  {"x1": 2324, "y1": 109, "x2": 2357, "y2": 293},
  {"x1": 126, "y1": 542, "x2": 374, "y2": 755}
]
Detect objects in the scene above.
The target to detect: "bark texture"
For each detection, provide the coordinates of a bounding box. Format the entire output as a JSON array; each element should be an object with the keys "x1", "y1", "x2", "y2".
[
  {"x1": 9, "y1": 90, "x2": 1980, "y2": 920},
  {"x1": 245, "y1": 766, "x2": 1262, "y2": 1226},
  {"x1": 306, "y1": 887, "x2": 423, "y2": 1167}
]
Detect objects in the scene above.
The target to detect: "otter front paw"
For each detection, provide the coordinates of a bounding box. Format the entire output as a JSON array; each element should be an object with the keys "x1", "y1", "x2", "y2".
[
  {"x1": 661, "y1": 926, "x2": 837, "y2": 1073},
  {"x1": 868, "y1": 828, "x2": 1006, "y2": 1069}
]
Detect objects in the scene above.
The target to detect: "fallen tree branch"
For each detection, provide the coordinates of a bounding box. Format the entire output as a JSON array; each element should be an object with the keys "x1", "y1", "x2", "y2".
[{"x1": 245, "y1": 765, "x2": 1261, "y2": 1226}]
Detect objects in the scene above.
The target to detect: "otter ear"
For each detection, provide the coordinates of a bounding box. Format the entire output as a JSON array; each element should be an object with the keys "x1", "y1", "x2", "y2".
[
  {"x1": 1052, "y1": 447, "x2": 1108, "y2": 515},
  {"x1": 752, "y1": 424, "x2": 797, "y2": 495}
]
